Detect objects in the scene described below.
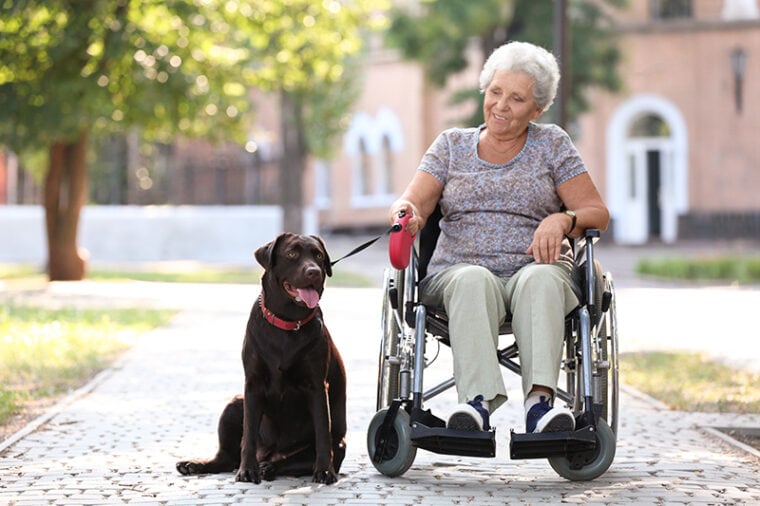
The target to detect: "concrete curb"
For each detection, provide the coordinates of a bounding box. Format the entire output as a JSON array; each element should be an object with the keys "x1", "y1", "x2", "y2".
[
  {"x1": 701, "y1": 427, "x2": 760, "y2": 460},
  {"x1": 621, "y1": 385, "x2": 760, "y2": 461},
  {"x1": 0, "y1": 345, "x2": 135, "y2": 455}
]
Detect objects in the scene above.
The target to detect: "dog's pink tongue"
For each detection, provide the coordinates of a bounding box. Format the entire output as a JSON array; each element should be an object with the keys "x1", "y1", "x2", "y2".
[{"x1": 297, "y1": 288, "x2": 320, "y2": 309}]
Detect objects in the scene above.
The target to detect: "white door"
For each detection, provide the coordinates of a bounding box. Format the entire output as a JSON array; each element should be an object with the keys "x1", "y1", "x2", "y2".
[
  {"x1": 617, "y1": 138, "x2": 674, "y2": 244},
  {"x1": 658, "y1": 147, "x2": 677, "y2": 243},
  {"x1": 617, "y1": 141, "x2": 649, "y2": 244}
]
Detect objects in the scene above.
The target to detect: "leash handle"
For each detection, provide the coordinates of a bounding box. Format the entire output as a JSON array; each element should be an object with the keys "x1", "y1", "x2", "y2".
[{"x1": 388, "y1": 212, "x2": 416, "y2": 270}]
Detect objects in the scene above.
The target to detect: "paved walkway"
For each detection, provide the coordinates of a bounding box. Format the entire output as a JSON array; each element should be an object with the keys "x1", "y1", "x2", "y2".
[{"x1": 1, "y1": 237, "x2": 760, "y2": 505}]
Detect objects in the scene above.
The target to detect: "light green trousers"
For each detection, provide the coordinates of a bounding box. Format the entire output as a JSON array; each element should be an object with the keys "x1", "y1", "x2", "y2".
[{"x1": 420, "y1": 261, "x2": 579, "y2": 413}]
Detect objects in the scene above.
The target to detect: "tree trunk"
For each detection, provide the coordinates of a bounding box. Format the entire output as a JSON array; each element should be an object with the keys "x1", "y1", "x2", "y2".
[
  {"x1": 279, "y1": 92, "x2": 307, "y2": 233},
  {"x1": 44, "y1": 131, "x2": 89, "y2": 281}
]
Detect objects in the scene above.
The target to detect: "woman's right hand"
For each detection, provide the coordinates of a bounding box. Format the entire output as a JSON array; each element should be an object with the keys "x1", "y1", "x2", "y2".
[
  {"x1": 389, "y1": 200, "x2": 424, "y2": 235},
  {"x1": 389, "y1": 171, "x2": 444, "y2": 236}
]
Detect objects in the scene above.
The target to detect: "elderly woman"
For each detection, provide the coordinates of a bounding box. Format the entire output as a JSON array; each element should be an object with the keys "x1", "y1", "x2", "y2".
[{"x1": 389, "y1": 41, "x2": 609, "y2": 434}]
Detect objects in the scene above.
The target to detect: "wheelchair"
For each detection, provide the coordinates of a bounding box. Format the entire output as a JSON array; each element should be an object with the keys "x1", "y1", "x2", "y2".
[{"x1": 367, "y1": 208, "x2": 619, "y2": 481}]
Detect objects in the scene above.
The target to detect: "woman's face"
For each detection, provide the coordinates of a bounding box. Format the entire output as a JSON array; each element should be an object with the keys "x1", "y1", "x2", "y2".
[{"x1": 483, "y1": 70, "x2": 543, "y2": 138}]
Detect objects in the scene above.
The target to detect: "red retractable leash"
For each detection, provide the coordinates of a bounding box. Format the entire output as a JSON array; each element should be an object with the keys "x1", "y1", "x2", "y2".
[
  {"x1": 329, "y1": 212, "x2": 417, "y2": 269},
  {"x1": 387, "y1": 212, "x2": 416, "y2": 269}
]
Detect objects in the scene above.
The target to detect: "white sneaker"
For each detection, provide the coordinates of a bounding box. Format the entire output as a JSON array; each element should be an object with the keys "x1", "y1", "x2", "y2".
[
  {"x1": 526, "y1": 396, "x2": 575, "y2": 433},
  {"x1": 446, "y1": 395, "x2": 490, "y2": 431}
]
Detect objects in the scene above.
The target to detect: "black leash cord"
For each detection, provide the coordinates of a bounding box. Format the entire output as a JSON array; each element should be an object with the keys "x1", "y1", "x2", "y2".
[{"x1": 330, "y1": 224, "x2": 401, "y2": 267}]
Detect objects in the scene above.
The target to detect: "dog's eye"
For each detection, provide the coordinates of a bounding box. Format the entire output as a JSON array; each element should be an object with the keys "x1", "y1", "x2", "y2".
[
  {"x1": 315, "y1": 252, "x2": 324, "y2": 261},
  {"x1": 286, "y1": 250, "x2": 299, "y2": 259}
]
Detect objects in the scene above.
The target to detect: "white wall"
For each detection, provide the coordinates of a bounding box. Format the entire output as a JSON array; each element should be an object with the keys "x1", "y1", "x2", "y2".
[{"x1": 0, "y1": 205, "x2": 283, "y2": 265}]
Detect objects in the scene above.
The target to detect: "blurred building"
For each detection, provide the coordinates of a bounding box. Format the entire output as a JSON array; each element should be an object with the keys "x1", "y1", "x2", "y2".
[
  {"x1": 575, "y1": 0, "x2": 760, "y2": 243},
  {"x1": 310, "y1": 38, "x2": 482, "y2": 232},
  {"x1": 2, "y1": 0, "x2": 758, "y2": 244},
  {"x1": 316, "y1": 0, "x2": 760, "y2": 241}
]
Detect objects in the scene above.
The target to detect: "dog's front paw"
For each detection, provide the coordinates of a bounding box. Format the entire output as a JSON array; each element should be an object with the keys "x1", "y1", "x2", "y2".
[
  {"x1": 312, "y1": 467, "x2": 338, "y2": 485},
  {"x1": 176, "y1": 460, "x2": 204, "y2": 475},
  {"x1": 259, "y1": 462, "x2": 278, "y2": 481},
  {"x1": 235, "y1": 466, "x2": 261, "y2": 484}
]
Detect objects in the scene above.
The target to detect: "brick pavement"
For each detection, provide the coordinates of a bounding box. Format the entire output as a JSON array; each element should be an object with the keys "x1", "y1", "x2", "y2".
[{"x1": 1, "y1": 283, "x2": 759, "y2": 505}]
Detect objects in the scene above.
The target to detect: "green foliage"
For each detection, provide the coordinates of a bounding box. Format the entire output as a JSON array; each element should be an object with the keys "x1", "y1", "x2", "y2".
[
  {"x1": 0, "y1": 0, "x2": 388, "y2": 154},
  {"x1": 636, "y1": 255, "x2": 760, "y2": 284},
  {"x1": 0, "y1": 0, "x2": 242, "y2": 149},
  {"x1": 387, "y1": 0, "x2": 625, "y2": 125},
  {"x1": 302, "y1": 54, "x2": 366, "y2": 159},
  {"x1": 509, "y1": 0, "x2": 624, "y2": 120},
  {"x1": 387, "y1": 0, "x2": 511, "y2": 87}
]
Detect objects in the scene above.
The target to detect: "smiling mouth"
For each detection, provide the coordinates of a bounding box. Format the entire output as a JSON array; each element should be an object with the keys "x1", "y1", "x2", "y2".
[
  {"x1": 284, "y1": 281, "x2": 320, "y2": 309},
  {"x1": 493, "y1": 113, "x2": 507, "y2": 121}
]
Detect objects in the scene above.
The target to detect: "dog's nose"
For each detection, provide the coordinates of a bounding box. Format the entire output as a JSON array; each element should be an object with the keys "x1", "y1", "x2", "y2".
[{"x1": 305, "y1": 265, "x2": 322, "y2": 280}]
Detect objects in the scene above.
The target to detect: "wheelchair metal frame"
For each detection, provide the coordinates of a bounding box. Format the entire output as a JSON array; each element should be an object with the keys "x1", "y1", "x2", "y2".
[{"x1": 368, "y1": 227, "x2": 619, "y2": 481}]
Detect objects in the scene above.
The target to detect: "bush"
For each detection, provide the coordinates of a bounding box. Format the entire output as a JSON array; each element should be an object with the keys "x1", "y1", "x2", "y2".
[{"x1": 636, "y1": 255, "x2": 760, "y2": 284}]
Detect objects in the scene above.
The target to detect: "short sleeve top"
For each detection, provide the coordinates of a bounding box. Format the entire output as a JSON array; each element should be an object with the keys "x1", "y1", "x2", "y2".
[{"x1": 419, "y1": 122, "x2": 587, "y2": 279}]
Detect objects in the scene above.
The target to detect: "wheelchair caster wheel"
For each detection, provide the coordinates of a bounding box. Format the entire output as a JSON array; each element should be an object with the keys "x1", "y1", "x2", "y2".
[
  {"x1": 548, "y1": 418, "x2": 616, "y2": 481},
  {"x1": 367, "y1": 408, "x2": 417, "y2": 477}
]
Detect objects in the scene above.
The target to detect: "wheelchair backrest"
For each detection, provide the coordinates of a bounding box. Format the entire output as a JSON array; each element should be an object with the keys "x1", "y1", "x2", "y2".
[{"x1": 418, "y1": 205, "x2": 444, "y2": 281}]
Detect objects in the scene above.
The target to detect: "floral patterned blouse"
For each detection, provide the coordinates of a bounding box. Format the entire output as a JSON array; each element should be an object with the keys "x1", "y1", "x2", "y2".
[{"x1": 419, "y1": 122, "x2": 587, "y2": 279}]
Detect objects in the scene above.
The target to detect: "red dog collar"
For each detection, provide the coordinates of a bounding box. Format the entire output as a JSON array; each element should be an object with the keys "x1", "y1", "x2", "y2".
[{"x1": 259, "y1": 295, "x2": 317, "y2": 331}]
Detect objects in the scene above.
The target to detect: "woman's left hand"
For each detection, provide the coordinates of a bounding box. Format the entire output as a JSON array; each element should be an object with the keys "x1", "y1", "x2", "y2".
[{"x1": 525, "y1": 213, "x2": 569, "y2": 264}]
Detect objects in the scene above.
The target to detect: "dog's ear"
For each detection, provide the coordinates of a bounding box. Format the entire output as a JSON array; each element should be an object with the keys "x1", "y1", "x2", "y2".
[
  {"x1": 312, "y1": 235, "x2": 333, "y2": 277},
  {"x1": 254, "y1": 233, "x2": 291, "y2": 270},
  {"x1": 254, "y1": 240, "x2": 275, "y2": 270}
]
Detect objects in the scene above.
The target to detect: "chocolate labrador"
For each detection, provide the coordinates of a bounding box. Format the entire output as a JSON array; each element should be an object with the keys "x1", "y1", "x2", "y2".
[{"x1": 176, "y1": 233, "x2": 346, "y2": 484}]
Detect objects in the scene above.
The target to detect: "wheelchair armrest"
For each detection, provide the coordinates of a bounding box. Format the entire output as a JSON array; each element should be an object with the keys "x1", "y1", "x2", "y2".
[
  {"x1": 573, "y1": 228, "x2": 604, "y2": 318},
  {"x1": 572, "y1": 228, "x2": 600, "y2": 254},
  {"x1": 584, "y1": 228, "x2": 601, "y2": 239},
  {"x1": 572, "y1": 228, "x2": 601, "y2": 262}
]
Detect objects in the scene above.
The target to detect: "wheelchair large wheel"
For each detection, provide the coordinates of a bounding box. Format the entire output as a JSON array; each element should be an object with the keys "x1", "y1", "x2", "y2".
[
  {"x1": 548, "y1": 418, "x2": 616, "y2": 481},
  {"x1": 376, "y1": 268, "x2": 403, "y2": 410},
  {"x1": 564, "y1": 271, "x2": 620, "y2": 435},
  {"x1": 600, "y1": 273, "x2": 619, "y2": 434},
  {"x1": 367, "y1": 408, "x2": 417, "y2": 477}
]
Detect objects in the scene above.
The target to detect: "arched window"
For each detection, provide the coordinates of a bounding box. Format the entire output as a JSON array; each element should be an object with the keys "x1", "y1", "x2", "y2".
[
  {"x1": 359, "y1": 137, "x2": 373, "y2": 196},
  {"x1": 629, "y1": 114, "x2": 671, "y2": 138},
  {"x1": 379, "y1": 134, "x2": 394, "y2": 195},
  {"x1": 343, "y1": 108, "x2": 404, "y2": 208}
]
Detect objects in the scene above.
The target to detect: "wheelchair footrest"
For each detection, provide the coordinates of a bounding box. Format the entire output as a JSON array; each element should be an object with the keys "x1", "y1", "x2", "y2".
[
  {"x1": 410, "y1": 422, "x2": 496, "y2": 458},
  {"x1": 509, "y1": 426, "x2": 597, "y2": 459}
]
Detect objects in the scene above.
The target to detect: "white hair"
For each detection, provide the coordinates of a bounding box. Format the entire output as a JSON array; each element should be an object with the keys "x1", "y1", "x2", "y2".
[{"x1": 479, "y1": 41, "x2": 560, "y2": 112}]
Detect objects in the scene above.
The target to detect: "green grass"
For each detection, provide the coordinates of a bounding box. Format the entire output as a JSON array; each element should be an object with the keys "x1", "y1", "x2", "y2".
[
  {"x1": 621, "y1": 351, "x2": 760, "y2": 413},
  {"x1": 636, "y1": 255, "x2": 760, "y2": 284},
  {"x1": 88, "y1": 267, "x2": 263, "y2": 284},
  {"x1": 0, "y1": 264, "x2": 39, "y2": 279},
  {"x1": 0, "y1": 264, "x2": 375, "y2": 287},
  {"x1": 0, "y1": 305, "x2": 176, "y2": 425}
]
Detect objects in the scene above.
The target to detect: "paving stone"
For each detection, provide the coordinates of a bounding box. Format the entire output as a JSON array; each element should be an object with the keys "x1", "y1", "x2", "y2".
[{"x1": 0, "y1": 284, "x2": 758, "y2": 506}]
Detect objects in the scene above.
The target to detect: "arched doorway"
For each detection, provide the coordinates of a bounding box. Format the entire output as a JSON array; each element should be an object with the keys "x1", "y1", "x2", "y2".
[{"x1": 607, "y1": 95, "x2": 688, "y2": 244}]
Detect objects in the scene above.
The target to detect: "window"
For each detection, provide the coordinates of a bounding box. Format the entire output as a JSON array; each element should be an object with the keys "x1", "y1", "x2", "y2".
[
  {"x1": 629, "y1": 114, "x2": 671, "y2": 138},
  {"x1": 359, "y1": 138, "x2": 373, "y2": 196},
  {"x1": 650, "y1": 0, "x2": 692, "y2": 20},
  {"x1": 379, "y1": 135, "x2": 394, "y2": 195},
  {"x1": 343, "y1": 108, "x2": 403, "y2": 208},
  {"x1": 314, "y1": 159, "x2": 331, "y2": 209}
]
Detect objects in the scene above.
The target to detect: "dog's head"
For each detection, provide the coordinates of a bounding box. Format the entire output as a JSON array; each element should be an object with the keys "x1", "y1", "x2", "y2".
[{"x1": 255, "y1": 233, "x2": 332, "y2": 309}]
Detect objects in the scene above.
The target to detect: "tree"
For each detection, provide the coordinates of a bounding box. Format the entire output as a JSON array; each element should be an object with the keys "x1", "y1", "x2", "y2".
[
  {"x1": 386, "y1": 0, "x2": 625, "y2": 126},
  {"x1": 0, "y1": 0, "x2": 385, "y2": 279},
  {"x1": 227, "y1": 0, "x2": 384, "y2": 233}
]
